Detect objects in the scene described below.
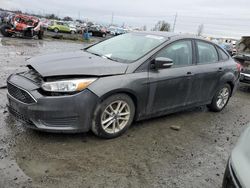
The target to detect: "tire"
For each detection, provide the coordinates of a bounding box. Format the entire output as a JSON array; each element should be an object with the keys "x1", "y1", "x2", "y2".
[
  {"x1": 37, "y1": 31, "x2": 44, "y2": 40},
  {"x1": 102, "y1": 33, "x2": 106, "y2": 38},
  {"x1": 70, "y1": 30, "x2": 75, "y2": 34},
  {"x1": 92, "y1": 94, "x2": 135, "y2": 139},
  {"x1": 207, "y1": 84, "x2": 231, "y2": 112},
  {"x1": 54, "y1": 28, "x2": 59, "y2": 33},
  {"x1": 0, "y1": 24, "x2": 12, "y2": 37}
]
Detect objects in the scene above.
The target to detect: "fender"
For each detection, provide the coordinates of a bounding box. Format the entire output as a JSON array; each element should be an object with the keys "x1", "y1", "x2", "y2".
[
  {"x1": 88, "y1": 72, "x2": 149, "y2": 120},
  {"x1": 216, "y1": 71, "x2": 237, "y2": 96}
]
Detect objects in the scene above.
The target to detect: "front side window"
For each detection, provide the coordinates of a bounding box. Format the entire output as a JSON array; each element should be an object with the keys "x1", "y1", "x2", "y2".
[
  {"x1": 156, "y1": 40, "x2": 193, "y2": 67},
  {"x1": 197, "y1": 41, "x2": 218, "y2": 64}
]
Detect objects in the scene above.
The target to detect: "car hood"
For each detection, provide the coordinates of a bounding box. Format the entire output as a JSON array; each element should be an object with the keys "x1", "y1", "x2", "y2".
[
  {"x1": 27, "y1": 51, "x2": 128, "y2": 77},
  {"x1": 231, "y1": 123, "x2": 250, "y2": 188}
]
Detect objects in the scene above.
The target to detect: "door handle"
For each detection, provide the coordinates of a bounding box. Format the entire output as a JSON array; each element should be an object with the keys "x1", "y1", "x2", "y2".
[{"x1": 187, "y1": 71, "x2": 192, "y2": 75}]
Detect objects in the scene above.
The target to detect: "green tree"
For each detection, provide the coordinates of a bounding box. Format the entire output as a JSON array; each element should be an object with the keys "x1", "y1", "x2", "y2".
[{"x1": 153, "y1": 21, "x2": 171, "y2": 32}]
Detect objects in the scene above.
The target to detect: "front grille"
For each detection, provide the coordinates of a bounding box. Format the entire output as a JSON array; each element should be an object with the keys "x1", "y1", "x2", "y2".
[
  {"x1": 19, "y1": 68, "x2": 43, "y2": 85},
  {"x1": 8, "y1": 106, "x2": 34, "y2": 125},
  {"x1": 41, "y1": 117, "x2": 78, "y2": 127},
  {"x1": 7, "y1": 83, "x2": 36, "y2": 104}
]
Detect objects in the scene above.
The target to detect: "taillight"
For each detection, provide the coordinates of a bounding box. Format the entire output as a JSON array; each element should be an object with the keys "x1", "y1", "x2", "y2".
[{"x1": 236, "y1": 63, "x2": 242, "y2": 72}]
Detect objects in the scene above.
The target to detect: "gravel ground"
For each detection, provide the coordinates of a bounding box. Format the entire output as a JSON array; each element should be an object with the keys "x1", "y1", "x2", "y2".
[{"x1": 0, "y1": 36, "x2": 250, "y2": 188}]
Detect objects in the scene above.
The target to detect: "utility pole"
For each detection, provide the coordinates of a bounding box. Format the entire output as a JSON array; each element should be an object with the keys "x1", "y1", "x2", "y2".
[
  {"x1": 172, "y1": 13, "x2": 177, "y2": 32},
  {"x1": 111, "y1": 12, "x2": 114, "y2": 26},
  {"x1": 78, "y1": 11, "x2": 81, "y2": 20}
]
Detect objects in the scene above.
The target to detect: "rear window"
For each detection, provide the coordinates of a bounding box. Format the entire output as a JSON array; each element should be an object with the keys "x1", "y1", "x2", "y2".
[{"x1": 197, "y1": 41, "x2": 218, "y2": 64}]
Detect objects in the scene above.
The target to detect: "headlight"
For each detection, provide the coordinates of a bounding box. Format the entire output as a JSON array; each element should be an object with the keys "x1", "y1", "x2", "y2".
[{"x1": 41, "y1": 78, "x2": 97, "y2": 92}]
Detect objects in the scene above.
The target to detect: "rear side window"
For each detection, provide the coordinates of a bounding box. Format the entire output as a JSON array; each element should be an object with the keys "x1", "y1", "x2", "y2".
[
  {"x1": 218, "y1": 48, "x2": 229, "y2": 61},
  {"x1": 197, "y1": 41, "x2": 218, "y2": 64},
  {"x1": 156, "y1": 40, "x2": 193, "y2": 67}
]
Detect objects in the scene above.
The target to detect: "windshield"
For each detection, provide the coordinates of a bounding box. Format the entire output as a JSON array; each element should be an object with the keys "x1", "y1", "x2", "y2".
[{"x1": 86, "y1": 33, "x2": 167, "y2": 63}]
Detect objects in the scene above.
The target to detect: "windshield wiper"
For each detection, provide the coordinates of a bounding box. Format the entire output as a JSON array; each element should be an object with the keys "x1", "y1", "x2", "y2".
[
  {"x1": 86, "y1": 51, "x2": 119, "y2": 62},
  {"x1": 87, "y1": 51, "x2": 102, "y2": 57},
  {"x1": 102, "y1": 55, "x2": 119, "y2": 62}
]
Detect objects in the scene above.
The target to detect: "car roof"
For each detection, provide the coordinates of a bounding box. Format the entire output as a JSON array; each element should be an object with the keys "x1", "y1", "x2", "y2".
[{"x1": 132, "y1": 31, "x2": 204, "y2": 40}]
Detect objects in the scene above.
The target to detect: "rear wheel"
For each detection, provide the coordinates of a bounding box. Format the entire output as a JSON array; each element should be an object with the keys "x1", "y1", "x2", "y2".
[
  {"x1": 37, "y1": 31, "x2": 44, "y2": 40},
  {"x1": 102, "y1": 33, "x2": 106, "y2": 38},
  {"x1": 70, "y1": 30, "x2": 75, "y2": 34},
  {"x1": 207, "y1": 84, "x2": 231, "y2": 112},
  {"x1": 92, "y1": 94, "x2": 135, "y2": 139},
  {"x1": 54, "y1": 28, "x2": 59, "y2": 33},
  {"x1": 0, "y1": 24, "x2": 12, "y2": 37}
]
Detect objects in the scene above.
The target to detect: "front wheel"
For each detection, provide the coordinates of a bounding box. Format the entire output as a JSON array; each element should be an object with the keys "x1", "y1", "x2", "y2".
[
  {"x1": 207, "y1": 84, "x2": 231, "y2": 112},
  {"x1": 92, "y1": 94, "x2": 135, "y2": 139},
  {"x1": 37, "y1": 31, "x2": 44, "y2": 40}
]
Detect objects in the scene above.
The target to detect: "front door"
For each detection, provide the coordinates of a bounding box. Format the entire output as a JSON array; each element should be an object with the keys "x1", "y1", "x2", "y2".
[{"x1": 147, "y1": 40, "x2": 195, "y2": 114}]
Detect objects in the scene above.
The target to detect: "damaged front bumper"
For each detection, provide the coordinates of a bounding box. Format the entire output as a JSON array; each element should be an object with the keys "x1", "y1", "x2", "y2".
[{"x1": 7, "y1": 74, "x2": 99, "y2": 133}]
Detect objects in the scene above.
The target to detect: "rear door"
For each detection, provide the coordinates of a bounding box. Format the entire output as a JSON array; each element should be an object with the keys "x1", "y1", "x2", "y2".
[
  {"x1": 62, "y1": 23, "x2": 70, "y2": 32},
  {"x1": 148, "y1": 39, "x2": 196, "y2": 114},
  {"x1": 190, "y1": 40, "x2": 223, "y2": 104}
]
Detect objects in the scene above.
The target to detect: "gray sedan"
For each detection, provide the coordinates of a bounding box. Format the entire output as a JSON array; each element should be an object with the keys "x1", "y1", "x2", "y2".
[{"x1": 7, "y1": 32, "x2": 240, "y2": 138}]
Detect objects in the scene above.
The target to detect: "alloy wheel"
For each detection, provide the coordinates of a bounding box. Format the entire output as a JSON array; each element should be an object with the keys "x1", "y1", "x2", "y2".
[
  {"x1": 101, "y1": 100, "x2": 130, "y2": 134},
  {"x1": 216, "y1": 87, "x2": 230, "y2": 109}
]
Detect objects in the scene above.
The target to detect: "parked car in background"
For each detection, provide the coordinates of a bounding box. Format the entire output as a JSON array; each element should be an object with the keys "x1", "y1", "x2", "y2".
[
  {"x1": 40, "y1": 18, "x2": 51, "y2": 29},
  {"x1": 76, "y1": 23, "x2": 86, "y2": 34},
  {"x1": 48, "y1": 21, "x2": 76, "y2": 34},
  {"x1": 88, "y1": 25, "x2": 106, "y2": 37},
  {"x1": 234, "y1": 36, "x2": 250, "y2": 84},
  {"x1": 108, "y1": 26, "x2": 127, "y2": 36},
  {"x1": 222, "y1": 123, "x2": 250, "y2": 188},
  {"x1": 6, "y1": 32, "x2": 240, "y2": 138},
  {"x1": 221, "y1": 43, "x2": 234, "y2": 56}
]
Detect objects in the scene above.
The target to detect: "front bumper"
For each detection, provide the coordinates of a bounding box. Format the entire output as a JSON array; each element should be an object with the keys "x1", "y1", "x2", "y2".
[
  {"x1": 7, "y1": 74, "x2": 99, "y2": 133},
  {"x1": 240, "y1": 72, "x2": 250, "y2": 84},
  {"x1": 222, "y1": 159, "x2": 242, "y2": 188}
]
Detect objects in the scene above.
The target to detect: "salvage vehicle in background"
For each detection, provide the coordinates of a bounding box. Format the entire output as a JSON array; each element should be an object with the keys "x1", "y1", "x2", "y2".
[
  {"x1": 88, "y1": 25, "x2": 107, "y2": 37},
  {"x1": 6, "y1": 32, "x2": 240, "y2": 138},
  {"x1": 221, "y1": 43, "x2": 234, "y2": 56},
  {"x1": 0, "y1": 14, "x2": 44, "y2": 39},
  {"x1": 234, "y1": 36, "x2": 250, "y2": 84},
  {"x1": 48, "y1": 20, "x2": 76, "y2": 34},
  {"x1": 222, "y1": 123, "x2": 250, "y2": 188}
]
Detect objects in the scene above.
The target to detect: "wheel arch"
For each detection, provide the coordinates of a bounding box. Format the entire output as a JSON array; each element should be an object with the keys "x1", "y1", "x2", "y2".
[
  {"x1": 99, "y1": 89, "x2": 138, "y2": 119},
  {"x1": 226, "y1": 81, "x2": 234, "y2": 96},
  {"x1": 219, "y1": 72, "x2": 236, "y2": 96}
]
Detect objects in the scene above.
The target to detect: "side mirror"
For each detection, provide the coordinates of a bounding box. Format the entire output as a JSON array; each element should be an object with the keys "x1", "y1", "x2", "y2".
[{"x1": 152, "y1": 57, "x2": 173, "y2": 69}]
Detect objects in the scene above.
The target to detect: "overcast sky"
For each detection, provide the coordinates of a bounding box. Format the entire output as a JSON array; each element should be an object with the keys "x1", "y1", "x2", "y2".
[{"x1": 1, "y1": 0, "x2": 250, "y2": 38}]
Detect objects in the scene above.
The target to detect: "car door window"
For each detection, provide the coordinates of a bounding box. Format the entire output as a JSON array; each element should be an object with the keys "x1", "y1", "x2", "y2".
[
  {"x1": 156, "y1": 40, "x2": 193, "y2": 67},
  {"x1": 197, "y1": 41, "x2": 218, "y2": 64},
  {"x1": 218, "y1": 47, "x2": 229, "y2": 61}
]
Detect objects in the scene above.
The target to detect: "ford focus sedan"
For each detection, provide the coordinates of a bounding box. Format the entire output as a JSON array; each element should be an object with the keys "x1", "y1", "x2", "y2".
[{"x1": 7, "y1": 32, "x2": 240, "y2": 138}]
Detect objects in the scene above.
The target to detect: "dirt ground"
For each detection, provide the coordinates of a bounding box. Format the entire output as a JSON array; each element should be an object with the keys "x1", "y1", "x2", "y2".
[{"x1": 0, "y1": 36, "x2": 250, "y2": 188}]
